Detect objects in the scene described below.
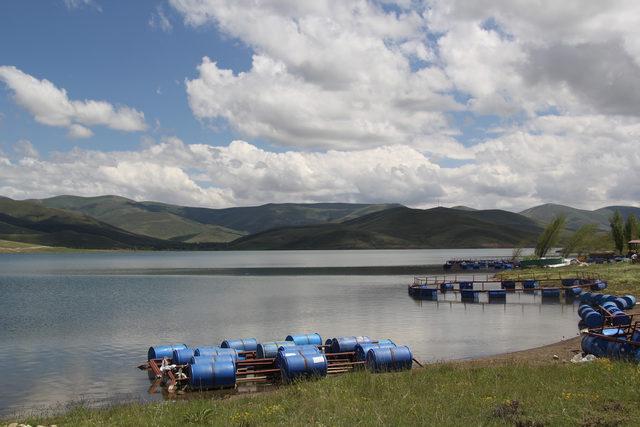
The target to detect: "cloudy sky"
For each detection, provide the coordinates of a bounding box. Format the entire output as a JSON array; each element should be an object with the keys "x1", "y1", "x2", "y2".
[{"x1": 0, "y1": 1, "x2": 638, "y2": 210}]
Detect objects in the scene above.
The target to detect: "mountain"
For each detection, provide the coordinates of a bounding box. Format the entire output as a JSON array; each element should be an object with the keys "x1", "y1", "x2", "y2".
[
  {"x1": 520, "y1": 203, "x2": 640, "y2": 230},
  {"x1": 0, "y1": 197, "x2": 199, "y2": 250},
  {"x1": 227, "y1": 206, "x2": 543, "y2": 250},
  {"x1": 36, "y1": 195, "x2": 245, "y2": 243},
  {"x1": 35, "y1": 195, "x2": 399, "y2": 240}
]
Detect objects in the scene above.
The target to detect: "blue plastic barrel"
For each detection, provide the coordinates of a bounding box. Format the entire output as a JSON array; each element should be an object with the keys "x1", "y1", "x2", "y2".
[
  {"x1": 488, "y1": 290, "x2": 506, "y2": 299},
  {"x1": 561, "y1": 278, "x2": 578, "y2": 287},
  {"x1": 578, "y1": 305, "x2": 593, "y2": 318},
  {"x1": 613, "y1": 298, "x2": 628, "y2": 310},
  {"x1": 148, "y1": 344, "x2": 188, "y2": 360},
  {"x1": 579, "y1": 293, "x2": 593, "y2": 304},
  {"x1": 591, "y1": 280, "x2": 607, "y2": 291},
  {"x1": 190, "y1": 354, "x2": 236, "y2": 365},
  {"x1": 285, "y1": 333, "x2": 322, "y2": 346},
  {"x1": 278, "y1": 344, "x2": 320, "y2": 355},
  {"x1": 365, "y1": 346, "x2": 413, "y2": 372},
  {"x1": 459, "y1": 281, "x2": 473, "y2": 290},
  {"x1": 592, "y1": 293, "x2": 605, "y2": 304},
  {"x1": 461, "y1": 289, "x2": 480, "y2": 300},
  {"x1": 584, "y1": 311, "x2": 604, "y2": 328},
  {"x1": 416, "y1": 287, "x2": 438, "y2": 300},
  {"x1": 172, "y1": 348, "x2": 195, "y2": 365},
  {"x1": 279, "y1": 350, "x2": 327, "y2": 382},
  {"x1": 440, "y1": 282, "x2": 454, "y2": 292},
  {"x1": 194, "y1": 347, "x2": 239, "y2": 362},
  {"x1": 568, "y1": 287, "x2": 582, "y2": 296},
  {"x1": 622, "y1": 295, "x2": 636, "y2": 309},
  {"x1": 541, "y1": 289, "x2": 560, "y2": 298},
  {"x1": 611, "y1": 311, "x2": 631, "y2": 326},
  {"x1": 354, "y1": 341, "x2": 396, "y2": 361},
  {"x1": 329, "y1": 336, "x2": 372, "y2": 353},
  {"x1": 257, "y1": 341, "x2": 296, "y2": 359},
  {"x1": 220, "y1": 338, "x2": 258, "y2": 352},
  {"x1": 501, "y1": 281, "x2": 516, "y2": 290},
  {"x1": 523, "y1": 280, "x2": 538, "y2": 289},
  {"x1": 188, "y1": 359, "x2": 236, "y2": 389}
]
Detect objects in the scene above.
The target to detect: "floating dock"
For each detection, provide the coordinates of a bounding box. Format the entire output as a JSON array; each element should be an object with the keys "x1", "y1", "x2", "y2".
[{"x1": 139, "y1": 334, "x2": 419, "y2": 394}]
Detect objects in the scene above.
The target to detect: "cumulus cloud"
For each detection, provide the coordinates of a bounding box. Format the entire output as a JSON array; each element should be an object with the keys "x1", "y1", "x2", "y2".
[
  {"x1": 173, "y1": 0, "x2": 465, "y2": 155},
  {"x1": 13, "y1": 139, "x2": 39, "y2": 159},
  {"x1": 1, "y1": 128, "x2": 638, "y2": 210},
  {"x1": 0, "y1": 66, "x2": 146, "y2": 137}
]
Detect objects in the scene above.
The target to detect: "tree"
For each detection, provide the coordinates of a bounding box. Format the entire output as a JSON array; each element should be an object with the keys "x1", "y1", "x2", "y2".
[
  {"x1": 610, "y1": 211, "x2": 625, "y2": 254},
  {"x1": 624, "y1": 213, "x2": 638, "y2": 244},
  {"x1": 535, "y1": 215, "x2": 566, "y2": 258},
  {"x1": 561, "y1": 224, "x2": 598, "y2": 257}
]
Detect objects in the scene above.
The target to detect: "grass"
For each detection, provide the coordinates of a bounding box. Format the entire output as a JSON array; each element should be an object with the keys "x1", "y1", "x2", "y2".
[
  {"x1": 0, "y1": 239, "x2": 80, "y2": 253},
  {"x1": 498, "y1": 263, "x2": 640, "y2": 294},
  {"x1": 14, "y1": 361, "x2": 640, "y2": 426}
]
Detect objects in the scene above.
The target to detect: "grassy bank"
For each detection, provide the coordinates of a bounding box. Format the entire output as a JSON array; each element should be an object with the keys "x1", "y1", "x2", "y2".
[
  {"x1": 16, "y1": 361, "x2": 640, "y2": 426},
  {"x1": 498, "y1": 263, "x2": 640, "y2": 294},
  {"x1": 0, "y1": 239, "x2": 79, "y2": 253}
]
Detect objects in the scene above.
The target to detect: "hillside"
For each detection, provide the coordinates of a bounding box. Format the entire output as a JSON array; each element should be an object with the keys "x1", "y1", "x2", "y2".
[
  {"x1": 0, "y1": 197, "x2": 198, "y2": 250},
  {"x1": 36, "y1": 196, "x2": 399, "y2": 240},
  {"x1": 228, "y1": 206, "x2": 542, "y2": 249},
  {"x1": 521, "y1": 203, "x2": 640, "y2": 230},
  {"x1": 36, "y1": 195, "x2": 245, "y2": 243}
]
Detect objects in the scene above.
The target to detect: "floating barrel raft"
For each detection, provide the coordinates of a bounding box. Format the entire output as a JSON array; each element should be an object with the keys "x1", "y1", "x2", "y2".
[
  {"x1": 140, "y1": 334, "x2": 417, "y2": 393},
  {"x1": 576, "y1": 288, "x2": 640, "y2": 364},
  {"x1": 408, "y1": 273, "x2": 606, "y2": 304}
]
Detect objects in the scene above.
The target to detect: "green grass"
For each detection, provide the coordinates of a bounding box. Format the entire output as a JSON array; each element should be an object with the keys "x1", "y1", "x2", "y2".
[
  {"x1": 0, "y1": 239, "x2": 82, "y2": 253},
  {"x1": 15, "y1": 361, "x2": 640, "y2": 426},
  {"x1": 499, "y1": 263, "x2": 640, "y2": 294}
]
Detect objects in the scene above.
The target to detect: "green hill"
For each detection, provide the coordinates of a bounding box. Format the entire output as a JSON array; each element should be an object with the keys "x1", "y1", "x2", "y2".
[
  {"x1": 520, "y1": 203, "x2": 640, "y2": 230},
  {"x1": 228, "y1": 206, "x2": 542, "y2": 249},
  {"x1": 36, "y1": 196, "x2": 399, "y2": 240},
  {"x1": 0, "y1": 197, "x2": 198, "y2": 250},
  {"x1": 36, "y1": 195, "x2": 245, "y2": 243}
]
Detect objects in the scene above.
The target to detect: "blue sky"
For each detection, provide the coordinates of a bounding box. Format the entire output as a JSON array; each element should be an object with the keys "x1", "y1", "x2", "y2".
[
  {"x1": 0, "y1": 0, "x2": 254, "y2": 154},
  {"x1": 0, "y1": 1, "x2": 638, "y2": 210}
]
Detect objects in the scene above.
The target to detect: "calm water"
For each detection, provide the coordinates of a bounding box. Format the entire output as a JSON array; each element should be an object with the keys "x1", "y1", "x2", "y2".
[{"x1": 0, "y1": 249, "x2": 577, "y2": 417}]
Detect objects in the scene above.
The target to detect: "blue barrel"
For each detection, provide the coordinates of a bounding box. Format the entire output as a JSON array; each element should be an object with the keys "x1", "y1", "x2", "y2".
[
  {"x1": 606, "y1": 340, "x2": 622, "y2": 358},
  {"x1": 188, "y1": 359, "x2": 236, "y2": 389},
  {"x1": 568, "y1": 287, "x2": 582, "y2": 296},
  {"x1": 601, "y1": 302, "x2": 618, "y2": 312},
  {"x1": 329, "y1": 336, "x2": 372, "y2": 353},
  {"x1": 278, "y1": 344, "x2": 320, "y2": 355},
  {"x1": 611, "y1": 311, "x2": 631, "y2": 326},
  {"x1": 365, "y1": 346, "x2": 413, "y2": 372},
  {"x1": 461, "y1": 289, "x2": 480, "y2": 300},
  {"x1": 354, "y1": 340, "x2": 396, "y2": 361},
  {"x1": 279, "y1": 350, "x2": 327, "y2": 382},
  {"x1": 582, "y1": 336, "x2": 608, "y2": 357},
  {"x1": 257, "y1": 341, "x2": 296, "y2": 359},
  {"x1": 613, "y1": 298, "x2": 628, "y2": 310},
  {"x1": 285, "y1": 333, "x2": 322, "y2": 346},
  {"x1": 488, "y1": 290, "x2": 506, "y2": 299},
  {"x1": 584, "y1": 311, "x2": 603, "y2": 328},
  {"x1": 580, "y1": 292, "x2": 593, "y2": 304},
  {"x1": 592, "y1": 294, "x2": 605, "y2": 304},
  {"x1": 635, "y1": 348, "x2": 640, "y2": 364},
  {"x1": 541, "y1": 289, "x2": 560, "y2": 298},
  {"x1": 459, "y1": 281, "x2": 473, "y2": 290},
  {"x1": 632, "y1": 329, "x2": 640, "y2": 342},
  {"x1": 561, "y1": 278, "x2": 578, "y2": 287},
  {"x1": 523, "y1": 280, "x2": 538, "y2": 289},
  {"x1": 148, "y1": 344, "x2": 188, "y2": 360},
  {"x1": 416, "y1": 287, "x2": 438, "y2": 300},
  {"x1": 220, "y1": 338, "x2": 258, "y2": 352},
  {"x1": 501, "y1": 281, "x2": 516, "y2": 290},
  {"x1": 172, "y1": 348, "x2": 195, "y2": 365},
  {"x1": 578, "y1": 305, "x2": 593, "y2": 318},
  {"x1": 591, "y1": 280, "x2": 607, "y2": 291},
  {"x1": 440, "y1": 282, "x2": 454, "y2": 292},
  {"x1": 472, "y1": 263, "x2": 480, "y2": 270},
  {"x1": 622, "y1": 295, "x2": 636, "y2": 309},
  {"x1": 194, "y1": 347, "x2": 240, "y2": 362},
  {"x1": 190, "y1": 354, "x2": 236, "y2": 365}
]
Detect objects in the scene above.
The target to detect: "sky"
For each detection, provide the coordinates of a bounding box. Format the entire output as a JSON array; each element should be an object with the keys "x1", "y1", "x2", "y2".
[{"x1": 0, "y1": 0, "x2": 638, "y2": 211}]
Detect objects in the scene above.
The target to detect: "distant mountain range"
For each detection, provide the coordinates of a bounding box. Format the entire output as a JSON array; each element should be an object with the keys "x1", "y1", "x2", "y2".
[
  {"x1": 519, "y1": 203, "x2": 640, "y2": 231},
  {"x1": 0, "y1": 195, "x2": 637, "y2": 250}
]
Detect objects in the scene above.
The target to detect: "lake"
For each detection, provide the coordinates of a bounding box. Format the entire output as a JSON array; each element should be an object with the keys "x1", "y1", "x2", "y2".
[{"x1": 0, "y1": 249, "x2": 578, "y2": 417}]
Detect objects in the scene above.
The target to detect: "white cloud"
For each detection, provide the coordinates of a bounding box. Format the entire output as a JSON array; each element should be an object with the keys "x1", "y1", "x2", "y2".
[
  {"x1": 174, "y1": 0, "x2": 464, "y2": 155},
  {"x1": 63, "y1": 0, "x2": 101, "y2": 12},
  {"x1": 13, "y1": 139, "x2": 39, "y2": 158},
  {"x1": 149, "y1": 5, "x2": 173, "y2": 32},
  {"x1": 0, "y1": 66, "x2": 147, "y2": 138}
]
